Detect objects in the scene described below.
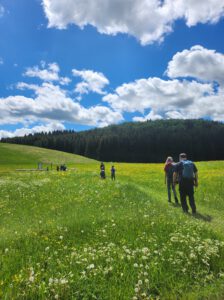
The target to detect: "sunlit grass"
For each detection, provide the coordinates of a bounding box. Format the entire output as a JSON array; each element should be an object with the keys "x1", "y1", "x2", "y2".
[{"x1": 0, "y1": 145, "x2": 224, "y2": 299}]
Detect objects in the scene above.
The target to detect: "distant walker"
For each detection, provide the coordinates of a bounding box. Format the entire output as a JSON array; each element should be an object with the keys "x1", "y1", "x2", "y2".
[{"x1": 111, "y1": 165, "x2": 116, "y2": 180}]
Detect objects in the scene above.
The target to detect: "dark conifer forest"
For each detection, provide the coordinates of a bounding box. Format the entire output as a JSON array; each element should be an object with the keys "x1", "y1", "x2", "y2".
[{"x1": 1, "y1": 119, "x2": 224, "y2": 162}]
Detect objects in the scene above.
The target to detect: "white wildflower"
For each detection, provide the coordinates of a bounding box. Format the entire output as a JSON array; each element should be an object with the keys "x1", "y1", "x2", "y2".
[
  {"x1": 87, "y1": 264, "x2": 95, "y2": 269},
  {"x1": 29, "y1": 276, "x2": 34, "y2": 282},
  {"x1": 138, "y1": 280, "x2": 143, "y2": 285},
  {"x1": 60, "y1": 278, "x2": 68, "y2": 284}
]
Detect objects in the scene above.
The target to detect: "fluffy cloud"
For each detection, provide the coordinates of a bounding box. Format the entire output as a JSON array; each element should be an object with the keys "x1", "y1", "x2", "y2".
[
  {"x1": 166, "y1": 45, "x2": 224, "y2": 84},
  {"x1": 42, "y1": 0, "x2": 224, "y2": 45},
  {"x1": 168, "y1": 0, "x2": 224, "y2": 26},
  {"x1": 103, "y1": 77, "x2": 214, "y2": 113},
  {"x1": 0, "y1": 82, "x2": 123, "y2": 128},
  {"x1": 0, "y1": 123, "x2": 65, "y2": 139},
  {"x1": 103, "y1": 45, "x2": 224, "y2": 121},
  {"x1": 24, "y1": 62, "x2": 71, "y2": 85},
  {"x1": 73, "y1": 69, "x2": 109, "y2": 95},
  {"x1": 103, "y1": 77, "x2": 224, "y2": 122}
]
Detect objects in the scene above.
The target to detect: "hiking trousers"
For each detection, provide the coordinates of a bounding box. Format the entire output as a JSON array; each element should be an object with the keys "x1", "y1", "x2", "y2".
[
  {"x1": 167, "y1": 177, "x2": 177, "y2": 202},
  {"x1": 179, "y1": 179, "x2": 196, "y2": 213}
]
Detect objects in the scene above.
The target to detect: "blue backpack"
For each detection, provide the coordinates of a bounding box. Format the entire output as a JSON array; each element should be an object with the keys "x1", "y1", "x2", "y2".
[{"x1": 182, "y1": 160, "x2": 194, "y2": 179}]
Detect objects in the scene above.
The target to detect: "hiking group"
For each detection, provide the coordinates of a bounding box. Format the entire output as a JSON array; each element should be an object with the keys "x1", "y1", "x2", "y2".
[
  {"x1": 99, "y1": 153, "x2": 198, "y2": 214},
  {"x1": 100, "y1": 162, "x2": 116, "y2": 180},
  {"x1": 164, "y1": 153, "x2": 198, "y2": 214}
]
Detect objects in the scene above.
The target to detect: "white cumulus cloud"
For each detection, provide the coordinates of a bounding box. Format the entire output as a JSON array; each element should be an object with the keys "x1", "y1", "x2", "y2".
[
  {"x1": 168, "y1": 0, "x2": 224, "y2": 26},
  {"x1": 0, "y1": 82, "x2": 123, "y2": 128},
  {"x1": 0, "y1": 122, "x2": 65, "y2": 139},
  {"x1": 42, "y1": 0, "x2": 224, "y2": 45},
  {"x1": 24, "y1": 62, "x2": 71, "y2": 85},
  {"x1": 166, "y1": 45, "x2": 224, "y2": 85},
  {"x1": 103, "y1": 77, "x2": 214, "y2": 113},
  {"x1": 103, "y1": 45, "x2": 224, "y2": 121},
  {"x1": 73, "y1": 69, "x2": 109, "y2": 96}
]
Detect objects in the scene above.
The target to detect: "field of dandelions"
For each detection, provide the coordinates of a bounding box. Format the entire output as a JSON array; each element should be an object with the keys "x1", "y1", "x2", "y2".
[{"x1": 0, "y1": 153, "x2": 224, "y2": 299}]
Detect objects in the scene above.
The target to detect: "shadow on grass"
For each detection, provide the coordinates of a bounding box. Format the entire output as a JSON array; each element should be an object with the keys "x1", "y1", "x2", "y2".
[
  {"x1": 191, "y1": 212, "x2": 212, "y2": 222},
  {"x1": 170, "y1": 203, "x2": 212, "y2": 222}
]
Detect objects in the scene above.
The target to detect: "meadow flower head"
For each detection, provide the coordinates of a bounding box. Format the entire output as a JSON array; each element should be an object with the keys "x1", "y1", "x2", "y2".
[
  {"x1": 29, "y1": 275, "x2": 35, "y2": 282},
  {"x1": 87, "y1": 264, "x2": 95, "y2": 269},
  {"x1": 60, "y1": 278, "x2": 68, "y2": 284}
]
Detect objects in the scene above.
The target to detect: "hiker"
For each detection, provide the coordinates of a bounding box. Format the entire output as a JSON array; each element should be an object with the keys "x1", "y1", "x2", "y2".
[
  {"x1": 100, "y1": 162, "x2": 106, "y2": 179},
  {"x1": 60, "y1": 164, "x2": 67, "y2": 171},
  {"x1": 111, "y1": 165, "x2": 116, "y2": 180},
  {"x1": 100, "y1": 169, "x2": 106, "y2": 179},
  {"x1": 164, "y1": 157, "x2": 179, "y2": 204},
  {"x1": 173, "y1": 153, "x2": 198, "y2": 214},
  {"x1": 100, "y1": 162, "x2": 105, "y2": 171}
]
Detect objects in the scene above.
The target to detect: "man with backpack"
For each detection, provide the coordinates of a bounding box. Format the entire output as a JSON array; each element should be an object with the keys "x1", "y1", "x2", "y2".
[{"x1": 173, "y1": 153, "x2": 198, "y2": 214}]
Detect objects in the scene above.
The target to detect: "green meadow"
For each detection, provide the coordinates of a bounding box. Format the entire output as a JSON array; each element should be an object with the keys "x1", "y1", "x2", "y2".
[{"x1": 0, "y1": 143, "x2": 224, "y2": 299}]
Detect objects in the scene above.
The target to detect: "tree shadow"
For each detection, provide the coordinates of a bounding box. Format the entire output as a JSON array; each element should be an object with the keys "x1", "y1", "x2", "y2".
[{"x1": 191, "y1": 212, "x2": 212, "y2": 222}]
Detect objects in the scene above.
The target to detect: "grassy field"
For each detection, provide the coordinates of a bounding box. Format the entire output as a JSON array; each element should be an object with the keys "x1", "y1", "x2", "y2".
[{"x1": 0, "y1": 143, "x2": 224, "y2": 299}]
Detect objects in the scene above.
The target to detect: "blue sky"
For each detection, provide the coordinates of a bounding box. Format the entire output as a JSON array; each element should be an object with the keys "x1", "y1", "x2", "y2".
[{"x1": 0, "y1": 0, "x2": 224, "y2": 137}]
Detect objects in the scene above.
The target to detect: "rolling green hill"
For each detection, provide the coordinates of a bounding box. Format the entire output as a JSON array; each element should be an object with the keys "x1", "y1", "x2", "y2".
[{"x1": 0, "y1": 143, "x2": 97, "y2": 170}]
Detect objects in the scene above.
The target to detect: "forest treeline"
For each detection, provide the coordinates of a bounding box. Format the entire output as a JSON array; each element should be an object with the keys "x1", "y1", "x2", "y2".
[{"x1": 1, "y1": 119, "x2": 224, "y2": 162}]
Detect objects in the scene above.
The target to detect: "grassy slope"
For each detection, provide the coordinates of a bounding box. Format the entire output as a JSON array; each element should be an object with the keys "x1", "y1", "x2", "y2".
[
  {"x1": 0, "y1": 143, "x2": 96, "y2": 170},
  {"x1": 0, "y1": 144, "x2": 224, "y2": 299}
]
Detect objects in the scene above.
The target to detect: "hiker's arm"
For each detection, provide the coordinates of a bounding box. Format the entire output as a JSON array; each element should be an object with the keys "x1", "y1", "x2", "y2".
[
  {"x1": 193, "y1": 164, "x2": 198, "y2": 187},
  {"x1": 164, "y1": 173, "x2": 167, "y2": 184},
  {"x1": 194, "y1": 172, "x2": 198, "y2": 187}
]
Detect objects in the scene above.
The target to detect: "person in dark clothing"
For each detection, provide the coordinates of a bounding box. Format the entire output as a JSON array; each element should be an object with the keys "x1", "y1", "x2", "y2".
[
  {"x1": 100, "y1": 162, "x2": 106, "y2": 179},
  {"x1": 164, "y1": 157, "x2": 178, "y2": 204},
  {"x1": 173, "y1": 153, "x2": 198, "y2": 214},
  {"x1": 100, "y1": 169, "x2": 106, "y2": 179},
  {"x1": 111, "y1": 165, "x2": 116, "y2": 180}
]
